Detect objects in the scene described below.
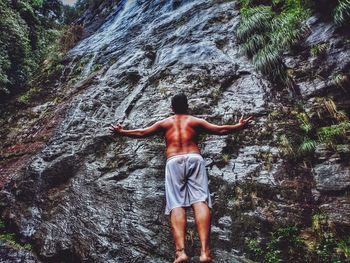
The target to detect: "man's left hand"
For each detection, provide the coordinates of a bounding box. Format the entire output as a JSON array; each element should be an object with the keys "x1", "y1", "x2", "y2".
[{"x1": 239, "y1": 115, "x2": 253, "y2": 127}]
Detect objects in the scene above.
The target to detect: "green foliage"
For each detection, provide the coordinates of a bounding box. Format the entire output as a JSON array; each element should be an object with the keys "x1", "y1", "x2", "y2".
[
  {"x1": 278, "y1": 133, "x2": 296, "y2": 156},
  {"x1": 297, "y1": 112, "x2": 313, "y2": 133},
  {"x1": 0, "y1": 218, "x2": 32, "y2": 251},
  {"x1": 241, "y1": 34, "x2": 267, "y2": 57},
  {"x1": 336, "y1": 236, "x2": 350, "y2": 260},
  {"x1": 92, "y1": 63, "x2": 103, "y2": 72},
  {"x1": 299, "y1": 138, "x2": 316, "y2": 153},
  {"x1": 316, "y1": 237, "x2": 338, "y2": 262},
  {"x1": 58, "y1": 24, "x2": 84, "y2": 53},
  {"x1": 296, "y1": 112, "x2": 316, "y2": 155},
  {"x1": 0, "y1": 0, "x2": 33, "y2": 95},
  {"x1": 0, "y1": 0, "x2": 67, "y2": 102},
  {"x1": 310, "y1": 43, "x2": 329, "y2": 57},
  {"x1": 0, "y1": 233, "x2": 16, "y2": 243},
  {"x1": 317, "y1": 121, "x2": 350, "y2": 146},
  {"x1": 253, "y1": 45, "x2": 285, "y2": 80},
  {"x1": 237, "y1": 6, "x2": 274, "y2": 42},
  {"x1": 246, "y1": 226, "x2": 306, "y2": 262},
  {"x1": 307, "y1": 0, "x2": 350, "y2": 26},
  {"x1": 0, "y1": 232, "x2": 33, "y2": 251},
  {"x1": 23, "y1": 243, "x2": 33, "y2": 250},
  {"x1": 236, "y1": 0, "x2": 310, "y2": 84},
  {"x1": 0, "y1": 219, "x2": 5, "y2": 229},
  {"x1": 334, "y1": 0, "x2": 350, "y2": 26},
  {"x1": 17, "y1": 87, "x2": 41, "y2": 104},
  {"x1": 62, "y1": 5, "x2": 80, "y2": 24},
  {"x1": 333, "y1": 73, "x2": 349, "y2": 91},
  {"x1": 246, "y1": 238, "x2": 264, "y2": 256},
  {"x1": 0, "y1": 0, "x2": 84, "y2": 103},
  {"x1": 310, "y1": 213, "x2": 349, "y2": 262}
]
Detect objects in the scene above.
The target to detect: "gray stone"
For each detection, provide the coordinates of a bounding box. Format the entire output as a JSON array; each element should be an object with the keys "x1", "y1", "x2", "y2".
[
  {"x1": 0, "y1": 1, "x2": 349, "y2": 262},
  {"x1": 314, "y1": 163, "x2": 350, "y2": 192}
]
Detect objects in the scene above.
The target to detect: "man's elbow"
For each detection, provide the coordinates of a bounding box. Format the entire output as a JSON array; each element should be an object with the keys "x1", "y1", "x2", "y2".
[
  {"x1": 138, "y1": 130, "x2": 155, "y2": 137},
  {"x1": 209, "y1": 129, "x2": 226, "y2": 135},
  {"x1": 218, "y1": 130, "x2": 228, "y2": 135},
  {"x1": 136, "y1": 130, "x2": 146, "y2": 137}
]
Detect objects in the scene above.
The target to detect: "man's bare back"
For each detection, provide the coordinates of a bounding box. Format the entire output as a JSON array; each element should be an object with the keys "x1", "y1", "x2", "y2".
[
  {"x1": 161, "y1": 114, "x2": 201, "y2": 158},
  {"x1": 109, "y1": 94, "x2": 252, "y2": 263},
  {"x1": 110, "y1": 114, "x2": 251, "y2": 159}
]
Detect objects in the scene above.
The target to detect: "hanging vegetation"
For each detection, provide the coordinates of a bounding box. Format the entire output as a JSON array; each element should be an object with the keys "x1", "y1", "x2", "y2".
[
  {"x1": 334, "y1": 0, "x2": 350, "y2": 26},
  {"x1": 236, "y1": 0, "x2": 349, "y2": 87},
  {"x1": 236, "y1": 0, "x2": 310, "y2": 86}
]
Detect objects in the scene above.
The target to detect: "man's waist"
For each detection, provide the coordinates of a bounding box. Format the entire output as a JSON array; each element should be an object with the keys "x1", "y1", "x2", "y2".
[{"x1": 166, "y1": 152, "x2": 202, "y2": 162}]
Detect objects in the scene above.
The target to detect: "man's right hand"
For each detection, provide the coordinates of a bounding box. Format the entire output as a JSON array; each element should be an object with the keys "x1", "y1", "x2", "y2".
[{"x1": 109, "y1": 124, "x2": 123, "y2": 135}]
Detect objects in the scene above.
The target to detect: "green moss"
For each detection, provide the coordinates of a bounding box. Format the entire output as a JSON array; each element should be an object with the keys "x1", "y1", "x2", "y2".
[{"x1": 317, "y1": 121, "x2": 350, "y2": 146}]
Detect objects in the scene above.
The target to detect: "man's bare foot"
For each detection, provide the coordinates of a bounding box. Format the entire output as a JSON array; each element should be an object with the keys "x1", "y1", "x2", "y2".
[
  {"x1": 199, "y1": 250, "x2": 212, "y2": 262},
  {"x1": 173, "y1": 249, "x2": 189, "y2": 263}
]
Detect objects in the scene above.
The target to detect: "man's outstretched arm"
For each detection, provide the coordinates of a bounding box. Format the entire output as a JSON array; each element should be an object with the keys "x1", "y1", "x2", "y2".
[
  {"x1": 109, "y1": 121, "x2": 163, "y2": 138},
  {"x1": 197, "y1": 115, "x2": 253, "y2": 135}
]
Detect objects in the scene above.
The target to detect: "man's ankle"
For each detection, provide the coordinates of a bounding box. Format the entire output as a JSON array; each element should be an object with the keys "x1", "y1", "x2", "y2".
[{"x1": 201, "y1": 247, "x2": 211, "y2": 254}]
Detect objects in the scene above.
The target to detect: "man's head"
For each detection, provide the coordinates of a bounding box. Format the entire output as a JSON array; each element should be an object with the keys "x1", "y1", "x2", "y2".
[{"x1": 171, "y1": 93, "x2": 188, "y2": 114}]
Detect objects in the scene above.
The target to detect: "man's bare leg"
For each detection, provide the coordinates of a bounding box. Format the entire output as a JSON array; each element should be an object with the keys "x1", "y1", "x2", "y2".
[
  {"x1": 192, "y1": 202, "x2": 212, "y2": 262},
  {"x1": 170, "y1": 207, "x2": 189, "y2": 263}
]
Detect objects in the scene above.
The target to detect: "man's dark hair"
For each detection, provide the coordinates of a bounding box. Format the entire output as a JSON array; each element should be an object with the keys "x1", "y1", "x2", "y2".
[{"x1": 171, "y1": 93, "x2": 188, "y2": 114}]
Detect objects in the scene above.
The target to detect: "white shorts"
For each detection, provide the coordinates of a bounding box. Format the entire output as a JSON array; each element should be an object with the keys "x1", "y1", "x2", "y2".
[{"x1": 164, "y1": 153, "x2": 212, "y2": 215}]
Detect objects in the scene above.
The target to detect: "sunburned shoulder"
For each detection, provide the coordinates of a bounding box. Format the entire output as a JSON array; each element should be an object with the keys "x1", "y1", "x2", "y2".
[
  {"x1": 189, "y1": 116, "x2": 206, "y2": 124},
  {"x1": 159, "y1": 115, "x2": 204, "y2": 124}
]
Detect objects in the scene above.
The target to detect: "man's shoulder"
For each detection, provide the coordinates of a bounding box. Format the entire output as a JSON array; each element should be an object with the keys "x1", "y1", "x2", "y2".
[
  {"x1": 189, "y1": 115, "x2": 205, "y2": 123},
  {"x1": 157, "y1": 116, "x2": 173, "y2": 127}
]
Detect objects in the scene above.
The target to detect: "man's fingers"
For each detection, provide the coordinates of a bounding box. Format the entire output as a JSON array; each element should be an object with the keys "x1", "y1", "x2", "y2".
[{"x1": 110, "y1": 124, "x2": 123, "y2": 129}]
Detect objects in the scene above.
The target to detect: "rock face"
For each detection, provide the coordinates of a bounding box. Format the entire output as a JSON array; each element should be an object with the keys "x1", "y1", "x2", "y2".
[
  {"x1": 0, "y1": 0, "x2": 349, "y2": 262},
  {"x1": 0, "y1": 241, "x2": 39, "y2": 263}
]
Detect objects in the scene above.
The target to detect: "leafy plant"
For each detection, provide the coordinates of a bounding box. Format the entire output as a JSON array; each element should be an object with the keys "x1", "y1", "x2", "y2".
[
  {"x1": 59, "y1": 24, "x2": 84, "y2": 53},
  {"x1": 0, "y1": 219, "x2": 32, "y2": 251},
  {"x1": 278, "y1": 134, "x2": 296, "y2": 156},
  {"x1": 246, "y1": 226, "x2": 306, "y2": 262},
  {"x1": 336, "y1": 236, "x2": 350, "y2": 260},
  {"x1": 333, "y1": 73, "x2": 349, "y2": 91},
  {"x1": 0, "y1": 219, "x2": 5, "y2": 229},
  {"x1": 236, "y1": 0, "x2": 310, "y2": 85},
  {"x1": 297, "y1": 112, "x2": 313, "y2": 132},
  {"x1": 310, "y1": 43, "x2": 329, "y2": 57},
  {"x1": 241, "y1": 34, "x2": 267, "y2": 57},
  {"x1": 237, "y1": 6, "x2": 275, "y2": 42},
  {"x1": 334, "y1": 0, "x2": 350, "y2": 26},
  {"x1": 317, "y1": 121, "x2": 350, "y2": 146},
  {"x1": 246, "y1": 238, "x2": 264, "y2": 256},
  {"x1": 17, "y1": 87, "x2": 41, "y2": 104},
  {"x1": 299, "y1": 138, "x2": 316, "y2": 153}
]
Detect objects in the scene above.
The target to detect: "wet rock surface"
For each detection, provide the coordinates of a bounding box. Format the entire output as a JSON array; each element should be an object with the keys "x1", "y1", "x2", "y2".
[
  {"x1": 0, "y1": 241, "x2": 39, "y2": 263},
  {"x1": 0, "y1": 0, "x2": 349, "y2": 262}
]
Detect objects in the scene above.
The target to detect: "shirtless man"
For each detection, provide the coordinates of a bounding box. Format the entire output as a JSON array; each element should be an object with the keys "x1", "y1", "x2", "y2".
[{"x1": 110, "y1": 93, "x2": 252, "y2": 263}]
